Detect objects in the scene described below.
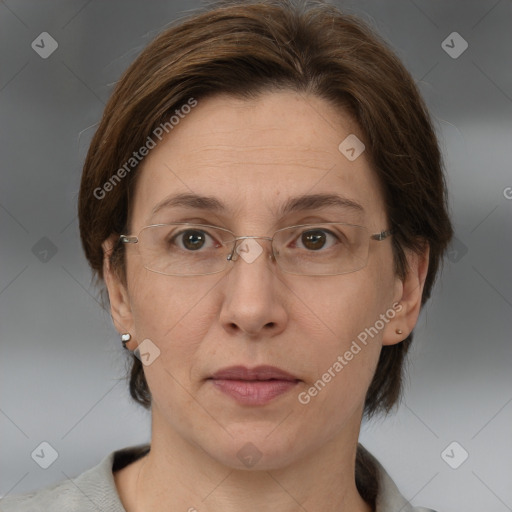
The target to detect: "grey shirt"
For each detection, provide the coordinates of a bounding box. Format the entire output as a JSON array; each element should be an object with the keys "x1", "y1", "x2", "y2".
[{"x1": 0, "y1": 444, "x2": 437, "y2": 511}]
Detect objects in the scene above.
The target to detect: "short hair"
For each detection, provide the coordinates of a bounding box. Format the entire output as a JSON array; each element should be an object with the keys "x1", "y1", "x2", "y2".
[{"x1": 79, "y1": 0, "x2": 453, "y2": 419}]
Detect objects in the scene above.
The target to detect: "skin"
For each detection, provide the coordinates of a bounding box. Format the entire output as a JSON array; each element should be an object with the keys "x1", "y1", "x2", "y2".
[{"x1": 103, "y1": 91, "x2": 429, "y2": 512}]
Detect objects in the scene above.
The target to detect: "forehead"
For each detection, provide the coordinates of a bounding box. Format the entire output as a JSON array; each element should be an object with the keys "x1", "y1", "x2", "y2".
[{"x1": 131, "y1": 91, "x2": 386, "y2": 229}]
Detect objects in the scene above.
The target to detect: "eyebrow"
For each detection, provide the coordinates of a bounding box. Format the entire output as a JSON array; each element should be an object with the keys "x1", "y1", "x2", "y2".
[{"x1": 150, "y1": 192, "x2": 364, "y2": 218}]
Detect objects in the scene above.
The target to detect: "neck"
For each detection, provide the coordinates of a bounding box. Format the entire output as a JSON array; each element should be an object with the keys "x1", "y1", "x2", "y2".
[{"x1": 128, "y1": 412, "x2": 372, "y2": 512}]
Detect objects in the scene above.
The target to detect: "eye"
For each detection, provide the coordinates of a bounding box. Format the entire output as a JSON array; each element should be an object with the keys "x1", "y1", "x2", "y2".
[
  {"x1": 294, "y1": 228, "x2": 339, "y2": 251},
  {"x1": 172, "y1": 229, "x2": 220, "y2": 251}
]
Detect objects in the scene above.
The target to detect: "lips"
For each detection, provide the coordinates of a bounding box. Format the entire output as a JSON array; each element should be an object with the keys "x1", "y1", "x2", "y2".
[
  {"x1": 209, "y1": 365, "x2": 300, "y2": 405},
  {"x1": 210, "y1": 365, "x2": 298, "y2": 381}
]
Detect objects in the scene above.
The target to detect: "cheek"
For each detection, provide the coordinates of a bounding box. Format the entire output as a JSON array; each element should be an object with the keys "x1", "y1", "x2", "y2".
[
  {"x1": 127, "y1": 272, "x2": 225, "y2": 421},
  {"x1": 291, "y1": 265, "x2": 395, "y2": 412},
  {"x1": 127, "y1": 269, "x2": 220, "y2": 370},
  {"x1": 293, "y1": 271, "x2": 390, "y2": 350}
]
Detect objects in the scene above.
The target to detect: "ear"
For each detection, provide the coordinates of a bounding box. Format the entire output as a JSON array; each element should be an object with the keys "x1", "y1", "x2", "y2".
[
  {"x1": 102, "y1": 236, "x2": 136, "y2": 349},
  {"x1": 382, "y1": 243, "x2": 430, "y2": 346}
]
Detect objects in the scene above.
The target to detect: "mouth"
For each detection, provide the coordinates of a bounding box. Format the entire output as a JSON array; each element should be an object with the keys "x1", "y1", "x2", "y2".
[{"x1": 208, "y1": 365, "x2": 300, "y2": 405}]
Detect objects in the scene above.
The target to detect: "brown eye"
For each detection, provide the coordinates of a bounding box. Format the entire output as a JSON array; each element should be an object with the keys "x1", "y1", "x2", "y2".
[
  {"x1": 301, "y1": 230, "x2": 327, "y2": 250},
  {"x1": 181, "y1": 230, "x2": 207, "y2": 251},
  {"x1": 170, "y1": 229, "x2": 217, "y2": 252}
]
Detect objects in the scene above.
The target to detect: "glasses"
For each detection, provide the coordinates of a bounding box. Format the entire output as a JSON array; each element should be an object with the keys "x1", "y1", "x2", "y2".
[{"x1": 120, "y1": 222, "x2": 392, "y2": 277}]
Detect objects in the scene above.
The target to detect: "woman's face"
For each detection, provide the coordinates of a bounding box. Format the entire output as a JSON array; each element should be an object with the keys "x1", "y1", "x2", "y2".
[{"x1": 107, "y1": 91, "x2": 415, "y2": 470}]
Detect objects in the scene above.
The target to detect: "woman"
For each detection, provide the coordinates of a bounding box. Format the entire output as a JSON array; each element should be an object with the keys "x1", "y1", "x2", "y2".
[{"x1": 1, "y1": 1, "x2": 452, "y2": 511}]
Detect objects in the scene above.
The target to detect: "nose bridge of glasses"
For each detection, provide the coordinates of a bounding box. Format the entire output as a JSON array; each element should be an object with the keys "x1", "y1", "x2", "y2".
[
  {"x1": 226, "y1": 235, "x2": 274, "y2": 262},
  {"x1": 233, "y1": 235, "x2": 273, "y2": 242}
]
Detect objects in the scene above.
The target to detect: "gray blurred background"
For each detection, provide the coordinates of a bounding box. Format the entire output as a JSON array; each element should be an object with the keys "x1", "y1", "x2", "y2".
[{"x1": 1, "y1": 1, "x2": 511, "y2": 511}]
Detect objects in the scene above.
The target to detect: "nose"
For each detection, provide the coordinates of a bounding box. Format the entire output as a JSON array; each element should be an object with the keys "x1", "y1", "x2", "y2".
[{"x1": 219, "y1": 237, "x2": 288, "y2": 338}]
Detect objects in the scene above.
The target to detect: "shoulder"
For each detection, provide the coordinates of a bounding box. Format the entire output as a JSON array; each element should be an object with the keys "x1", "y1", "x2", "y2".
[
  {"x1": 0, "y1": 444, "x2": 150, "y2": 512},
  {"x1": 358, "y1": 444, "x2": 440, "y2": 512}
]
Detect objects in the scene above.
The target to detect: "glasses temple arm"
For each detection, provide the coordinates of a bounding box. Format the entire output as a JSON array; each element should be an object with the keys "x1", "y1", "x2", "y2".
[{"x1": 370, "y1": 229, "x2": 393, "y2": 241}]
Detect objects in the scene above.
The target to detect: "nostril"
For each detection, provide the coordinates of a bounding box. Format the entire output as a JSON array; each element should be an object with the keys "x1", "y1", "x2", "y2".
[{"x1": 229, "y1": 323, "x2": 247, "y2": 334}]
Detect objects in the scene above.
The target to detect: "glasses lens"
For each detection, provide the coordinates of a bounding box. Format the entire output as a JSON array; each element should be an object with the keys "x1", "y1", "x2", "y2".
[
  {"x1": 273, "y1": 223, "x2": 369, "y2": 275},
  {"x1": 138, "y1": 224, "x2": 235, "y2": 275}
]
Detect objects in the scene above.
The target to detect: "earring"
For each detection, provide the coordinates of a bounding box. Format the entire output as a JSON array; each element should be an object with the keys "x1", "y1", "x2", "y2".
[
  {"x1": 121, "y1": 333, "x2": 131, "y2": 348},
  {"x1": 395, "y1": 329, "x2": 403, "y2": 335}
]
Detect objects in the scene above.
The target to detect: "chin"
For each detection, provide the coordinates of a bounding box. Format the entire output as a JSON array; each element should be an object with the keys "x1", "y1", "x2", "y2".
[{"x1": 203, "y1": 426, "x2": 309, "y2": 471}]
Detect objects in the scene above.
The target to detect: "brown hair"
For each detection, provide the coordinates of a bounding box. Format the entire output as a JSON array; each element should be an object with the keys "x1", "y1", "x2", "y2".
[{"x1": 79, "y1": 0, "x2": 452, "y2": 422}]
